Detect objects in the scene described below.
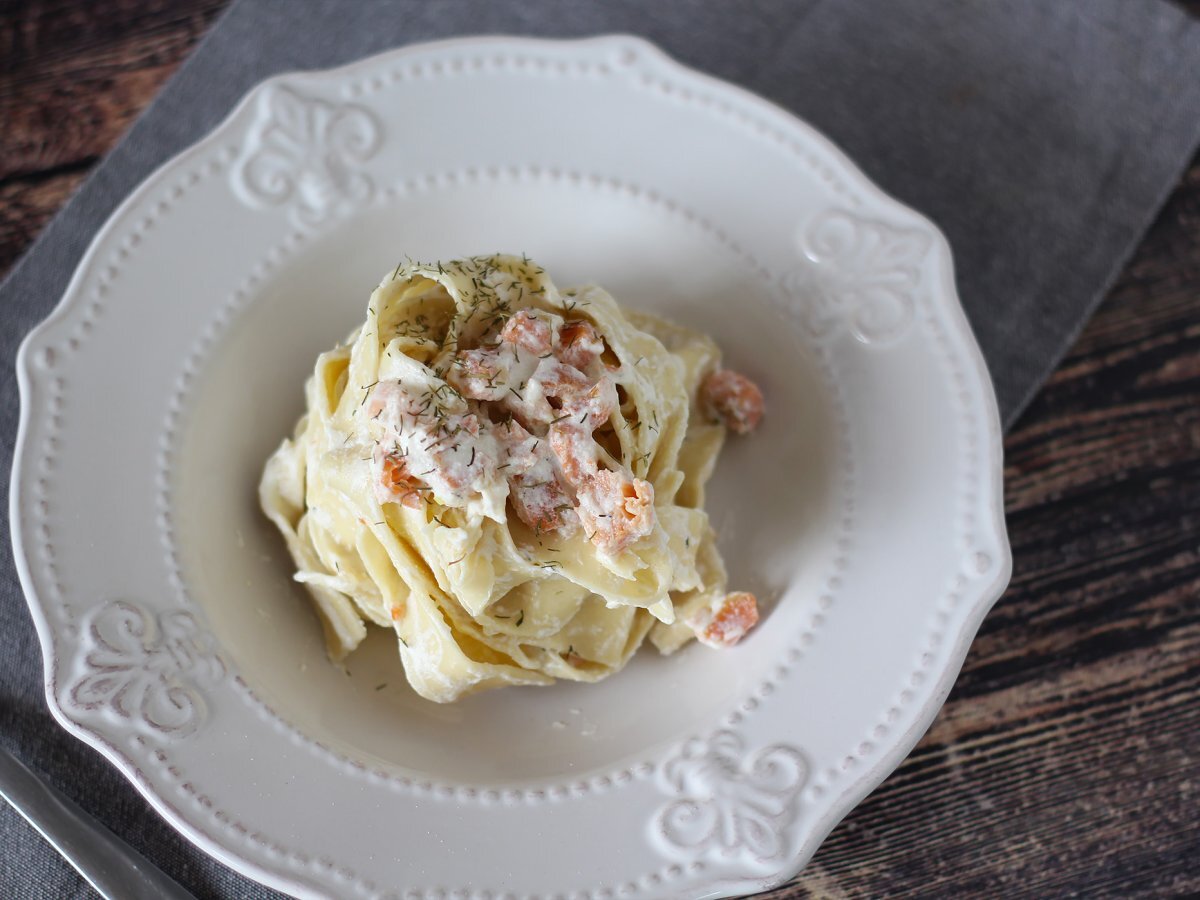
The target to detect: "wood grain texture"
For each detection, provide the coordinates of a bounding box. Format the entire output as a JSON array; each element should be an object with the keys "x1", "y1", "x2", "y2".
[
  {"x1": 0, "y1": 0, "x2": 226, "y2": 272},
  {"x1": 1, "y1": 2, "x2": 1197, "y2": 898}
]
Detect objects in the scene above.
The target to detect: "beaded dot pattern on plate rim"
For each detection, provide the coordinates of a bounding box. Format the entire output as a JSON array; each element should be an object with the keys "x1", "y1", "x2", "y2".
[
  {"x1": 154, "y1": 162, "x2": 857, "y2": 804},
  {"x1": 19, "y1": 41, "x2": 1000, "y2": 898}
]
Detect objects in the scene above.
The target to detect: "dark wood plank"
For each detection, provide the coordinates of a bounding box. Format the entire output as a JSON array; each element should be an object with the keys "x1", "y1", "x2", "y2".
[
  {"x1": 0, "y1": 0, "x2": 227, "y2": 272},
  {"x1": 0, "y1": 167, "x2": 90, "y2": 276},
  {"x1": 0, "y1": 0, "x2": 227, "y2": 181},
  {"x1": 1, "y1": 2, "x2": 1198, "y2": 898}
]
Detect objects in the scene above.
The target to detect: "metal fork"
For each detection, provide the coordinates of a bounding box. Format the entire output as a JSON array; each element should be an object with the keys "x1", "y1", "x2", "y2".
[{"x1": 0, "y1": 744, "x2": 195, "y2": 899}]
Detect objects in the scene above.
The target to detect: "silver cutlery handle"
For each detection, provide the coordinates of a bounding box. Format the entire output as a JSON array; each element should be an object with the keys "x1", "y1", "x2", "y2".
[{"x1": 0, "y1": 745, "x2": 196, "y2": 900}]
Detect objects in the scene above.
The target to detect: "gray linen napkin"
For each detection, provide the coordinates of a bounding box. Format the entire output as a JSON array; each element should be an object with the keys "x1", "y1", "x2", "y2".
[{"x1": 3, "y1": 1, "x2": 1200, "y2": 896}]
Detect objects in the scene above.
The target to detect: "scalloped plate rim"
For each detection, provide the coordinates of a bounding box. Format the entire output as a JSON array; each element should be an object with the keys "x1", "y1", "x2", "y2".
[{"x1": 9, "y1": 33, "x2": 1013, "y2": 899}]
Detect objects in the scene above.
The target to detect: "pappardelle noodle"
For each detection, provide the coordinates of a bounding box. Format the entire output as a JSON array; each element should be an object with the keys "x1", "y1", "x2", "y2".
[{"x1": 260, "y1": 254, "x2": 765, "y2": 702}]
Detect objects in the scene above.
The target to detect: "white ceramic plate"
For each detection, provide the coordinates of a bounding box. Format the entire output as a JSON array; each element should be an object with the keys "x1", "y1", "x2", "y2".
[{"x1": 11, "y1": 36, "x2": 1010, "y2": 899}]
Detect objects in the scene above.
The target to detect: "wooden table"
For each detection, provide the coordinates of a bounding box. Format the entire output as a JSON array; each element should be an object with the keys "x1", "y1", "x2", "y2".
[{"x1": 3, "y1": 3, "x2": 1197, "y2": 897}]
